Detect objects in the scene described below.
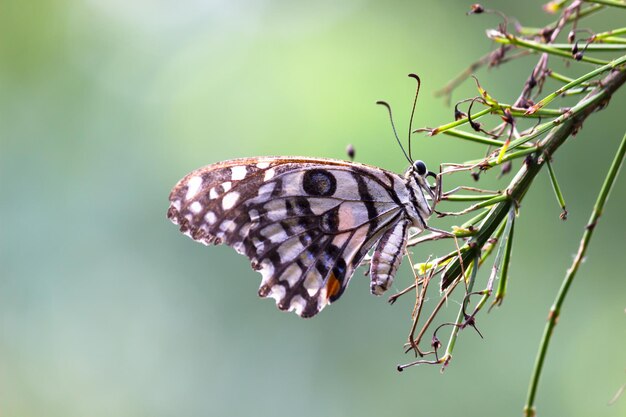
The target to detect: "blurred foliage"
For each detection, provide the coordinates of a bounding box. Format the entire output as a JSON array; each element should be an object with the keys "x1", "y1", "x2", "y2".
[{"x1": 1, "y1": 1, "x2": 625, "y2": 416}]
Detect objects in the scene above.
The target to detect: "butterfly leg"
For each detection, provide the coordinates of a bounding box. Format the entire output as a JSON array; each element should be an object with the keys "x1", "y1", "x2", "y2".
[
  {"x1": 442, "y1": 185, "x2": 501, "y2": 197},
  {"x1": 403, "y1": 251, "x2": 434, "y2": 357}
]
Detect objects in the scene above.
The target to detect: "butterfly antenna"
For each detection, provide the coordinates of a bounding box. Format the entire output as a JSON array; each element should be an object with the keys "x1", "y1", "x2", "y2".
[
  {"x1": 407, "y1": 74, "x2": 421, "y2": 161},
  {"x1": 376, "y1": 100, "x2": 412, "y2": 164}
]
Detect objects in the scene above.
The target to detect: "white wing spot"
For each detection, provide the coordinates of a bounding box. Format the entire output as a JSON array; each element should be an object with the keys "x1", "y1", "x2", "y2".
[
  {"x1": 289, "y1": 295, "x2": 306, "y2": 315},
  {"x1": 268, "y1": 284, "x2": 285, "y2": 303},
  {"x1": 264, "y1": 168, "x2": 275, "y2": 181},
  {"x1": 231, "y1": 166, "x2": 247, "y2": 181},
  {"x1": 277, "y1": 240, "x2": 305, "y2": 264},
  {"x1": 257, "y1": 182, "x2": 276, "y2": 197},
  {"x1": 209, "y1": 187, "x2": 218, "y2": 199},
  {"x1": 249, "y1": 209, "x2": 260, "y2": 221},
  {"x1": 222, "y1": 181, "x2": 232, "y2": 192},
  {"x1": 185, "y1": 176, "x2": 203, "y2": 200},
  {"x1": 220, "y1": 219, "x2": 236, "y2": 233},
  {"x1": 257, "y1": 162, "x2": 270, "y2": 169},
  {"x1": 303, "y1": 270, "x2": 323, "y2": 297},
  {"x1": 259, "y1": 260, "x2": 275, "y2": 282},
  {"x1": 239, "y1": 222, "x2": 253, "y2": 236},
  {"x1": 222, "y1": 192, "x2": 240, "y2": 210},
  {"x1": 189, "y1": 201, "x2": 203, "y2": 214},
  {"x1": 260, "y1": 223, "x2": 288, "y2": 243},
  {"x1": 279, "y1": 263, "x2": 302, "y2": 287},
  {"x1": 204, "y1": 211, "x2": 217, "y2": 224},
  {"x1": 252, "y1": 237, "x2": 265, "y2": 253},
  {"x1": 264, "y1": 199, "x2": 287, "y2": 221},
  {"x1": 232, "y1": 241, "x2": 245, "y2": 254}
]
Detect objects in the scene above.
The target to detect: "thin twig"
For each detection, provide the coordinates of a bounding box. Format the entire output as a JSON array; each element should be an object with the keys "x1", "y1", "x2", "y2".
[{"x1": 523, "y1": 129, "x2": 626, "y2": 417}]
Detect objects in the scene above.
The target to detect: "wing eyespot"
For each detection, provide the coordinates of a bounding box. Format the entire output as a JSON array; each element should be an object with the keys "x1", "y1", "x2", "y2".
[{"x1": 302, "y1": 169, "x2": 337, "y2": 196}]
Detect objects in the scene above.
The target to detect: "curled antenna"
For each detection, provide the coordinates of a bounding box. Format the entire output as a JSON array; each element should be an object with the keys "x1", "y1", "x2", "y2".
[
  {"x1": 377, "y1": 100, "x2": 412, "y2": 164},
  {"x1": 407, "y1": 74, "x2": 421, "y2": 161}
]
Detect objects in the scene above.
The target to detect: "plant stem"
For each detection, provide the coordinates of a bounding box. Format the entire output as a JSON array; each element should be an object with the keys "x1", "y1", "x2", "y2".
[
  {"x1": 546, "y1": 160, "x2": 567, "y2": 217},
  {"x1": 441, "y1": 68, "x2": 626, "y2": 290},
  {"x1": 442, "y1": 128, "x2": 512, "y2": 147},
  {"x1": 542, "y1": 43, "x2": 626, "y2": 51},
  {"x1": 594, "y1": 27, "x2": 626, "y2": 39},
  {"x1": 443, "y1": 194, "x2": 498, "y2": 202},
  {"x1": 523, "y1": 129, "x2": 626, "y2": 417},
  {"x1": 431, "y1": 105, "x2": 563, "y2": 136},
  {"x1": 584, "y1": 0, "x2": 626, "y2": 9},
  {"x1": 488, "y1": 31, "x2": 610, "y2": 65},
  {"x1": 529, "y1": 54, "x2": 626, "y2": 113}
]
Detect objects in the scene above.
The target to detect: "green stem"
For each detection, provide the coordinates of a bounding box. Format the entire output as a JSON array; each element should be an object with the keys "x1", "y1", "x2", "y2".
[
  {"x1": 562, "y1": 87, "x2": 594, "y2": 96},
  {"x1": 594, "y1": 27, "x2": 626, "y2": 39},
  {"x1": 523, "y1": 130, "x2": 626, "y2": 417},
  {"x1": 488, "y1": 31, "x2": 610, "y2": 65},
  {"x1": 583, "y1": 0, "x2": 626, "y2": 8},
  {"x1": 530, "y1": 54, "x2": 626, "y2": 113},
  {"x1": 546, "y1": 160, "x2": 568, "y2": 218},
  {"x1": 543, "y1": 43, "x2": 626, "y2": 51},
  {"x1": 491, "y1": 210, "x2": 515, "y2": 309},
  {"x1": 432, "y1": 108, "x2": 492, "y2": 134},
  {"x1": 460, "y1": 208, "x2": 491, "y2": 229},
  {"x1": 548, "y1": 71, "x2": 593, "y2": 85},
  {"x1": 442, "y1": 128, "x2": 512, "y2": 147},
  {"x1": 443, "y1": 194, "x2": 499, "y2": 202},
  {"x1": 443, "y1": 253, "x2": 480, "y2": 364},
  {"x1": 463, "y1": 146, "x2": 539, "y2": 168},
  {"x1": 431, "y1": 106, "x2": 563, "y2": 136},
  {"x1": 598, "y1": 36, "x2": 626, "y2": 44}
]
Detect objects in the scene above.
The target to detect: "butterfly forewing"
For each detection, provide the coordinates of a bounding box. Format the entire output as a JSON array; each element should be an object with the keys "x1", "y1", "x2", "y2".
[{"x1": 168, "y1": 156, "x2": 431, "y2": 318}]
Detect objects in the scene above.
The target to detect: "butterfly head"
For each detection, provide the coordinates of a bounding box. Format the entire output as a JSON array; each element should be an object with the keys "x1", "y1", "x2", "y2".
[
  {"x1": 404, "y1": 159, "x2": 439, "y2": 223},
  {"x1": 412, "y1": 160, "x2": 427, "y2": 176},
  {"x1": 406, "y1": 159, "x2": 431, "y2": 184}
]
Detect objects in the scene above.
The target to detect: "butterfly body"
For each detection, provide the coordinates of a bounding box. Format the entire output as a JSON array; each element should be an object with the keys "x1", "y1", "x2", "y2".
[{"x1": 167, "y1": 156, "x2": 435, "y2": 318}]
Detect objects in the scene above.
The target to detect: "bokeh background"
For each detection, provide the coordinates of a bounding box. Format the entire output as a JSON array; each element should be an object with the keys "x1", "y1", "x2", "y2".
[{"x1": 2, "y1": 1, "x2": 625, "y2": 416}]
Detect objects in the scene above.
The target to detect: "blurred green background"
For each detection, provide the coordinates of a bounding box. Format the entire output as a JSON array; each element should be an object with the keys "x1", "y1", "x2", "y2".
[{"x1": 1, "y1": 1, "x2": 625, "y2": 416}]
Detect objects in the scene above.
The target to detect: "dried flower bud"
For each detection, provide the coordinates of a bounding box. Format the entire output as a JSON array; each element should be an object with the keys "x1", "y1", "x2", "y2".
[
  {"x1": 501, "y1": 108, "x2": 514, "y2": 125},
  {"x1": 540, "y1": 27, "x2": 555, "y2": 42},
  {"x1": 568, "y1": 30, "x2": 575, "y2": 43},
  {"x1": 543, "y1": 0, "x2": 564, "y2": 14},
  {"x1": 469, "y1": 119, "x2": 482, "y2": 132},
  {"x1": 500, "y1": 161, "x2": 512, "y2": 177},
  {"x1": 346, "y1": 144, "x2": 355, "y2": 160},
  {"x1": 469, "y1": 4, "x2": 484, "y2": 14},
  {"x1": 431, "y1": 335, "x2": 441, "y2": 350}
]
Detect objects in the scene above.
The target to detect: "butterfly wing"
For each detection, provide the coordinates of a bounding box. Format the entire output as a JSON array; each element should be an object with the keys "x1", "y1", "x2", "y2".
[{"x1": 167, "y1": 157, "x2": 408, "y2": 318}]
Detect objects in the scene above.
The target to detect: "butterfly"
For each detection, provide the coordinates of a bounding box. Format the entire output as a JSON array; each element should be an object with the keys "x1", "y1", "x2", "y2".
[{"x1": 167, "y1": 155, "x2": 439, "y2": 318}]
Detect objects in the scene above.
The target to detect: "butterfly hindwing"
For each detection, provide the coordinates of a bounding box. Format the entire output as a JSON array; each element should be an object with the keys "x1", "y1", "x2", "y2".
[{"x1": 167, "y1": 157, "x2": 414, "y2": 317}]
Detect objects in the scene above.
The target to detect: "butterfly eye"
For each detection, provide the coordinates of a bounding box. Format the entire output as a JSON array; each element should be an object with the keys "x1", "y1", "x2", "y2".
[{"x1": 413, "y1": 160, "x2": 427, "y2": 176}]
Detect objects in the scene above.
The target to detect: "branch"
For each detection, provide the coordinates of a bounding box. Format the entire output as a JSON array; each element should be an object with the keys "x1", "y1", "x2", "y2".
[
  {"x1": 441, "y1": 67, "x2": 626, "y2": 290},
  {"x1": 523, "y1": 129, "x2": 626, "y2": 417}
]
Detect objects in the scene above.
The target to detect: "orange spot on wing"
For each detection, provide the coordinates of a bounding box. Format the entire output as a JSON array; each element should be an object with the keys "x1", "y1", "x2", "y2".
[{"x1": 326, "y1": 273, "x2": 341, "y2": 301}]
